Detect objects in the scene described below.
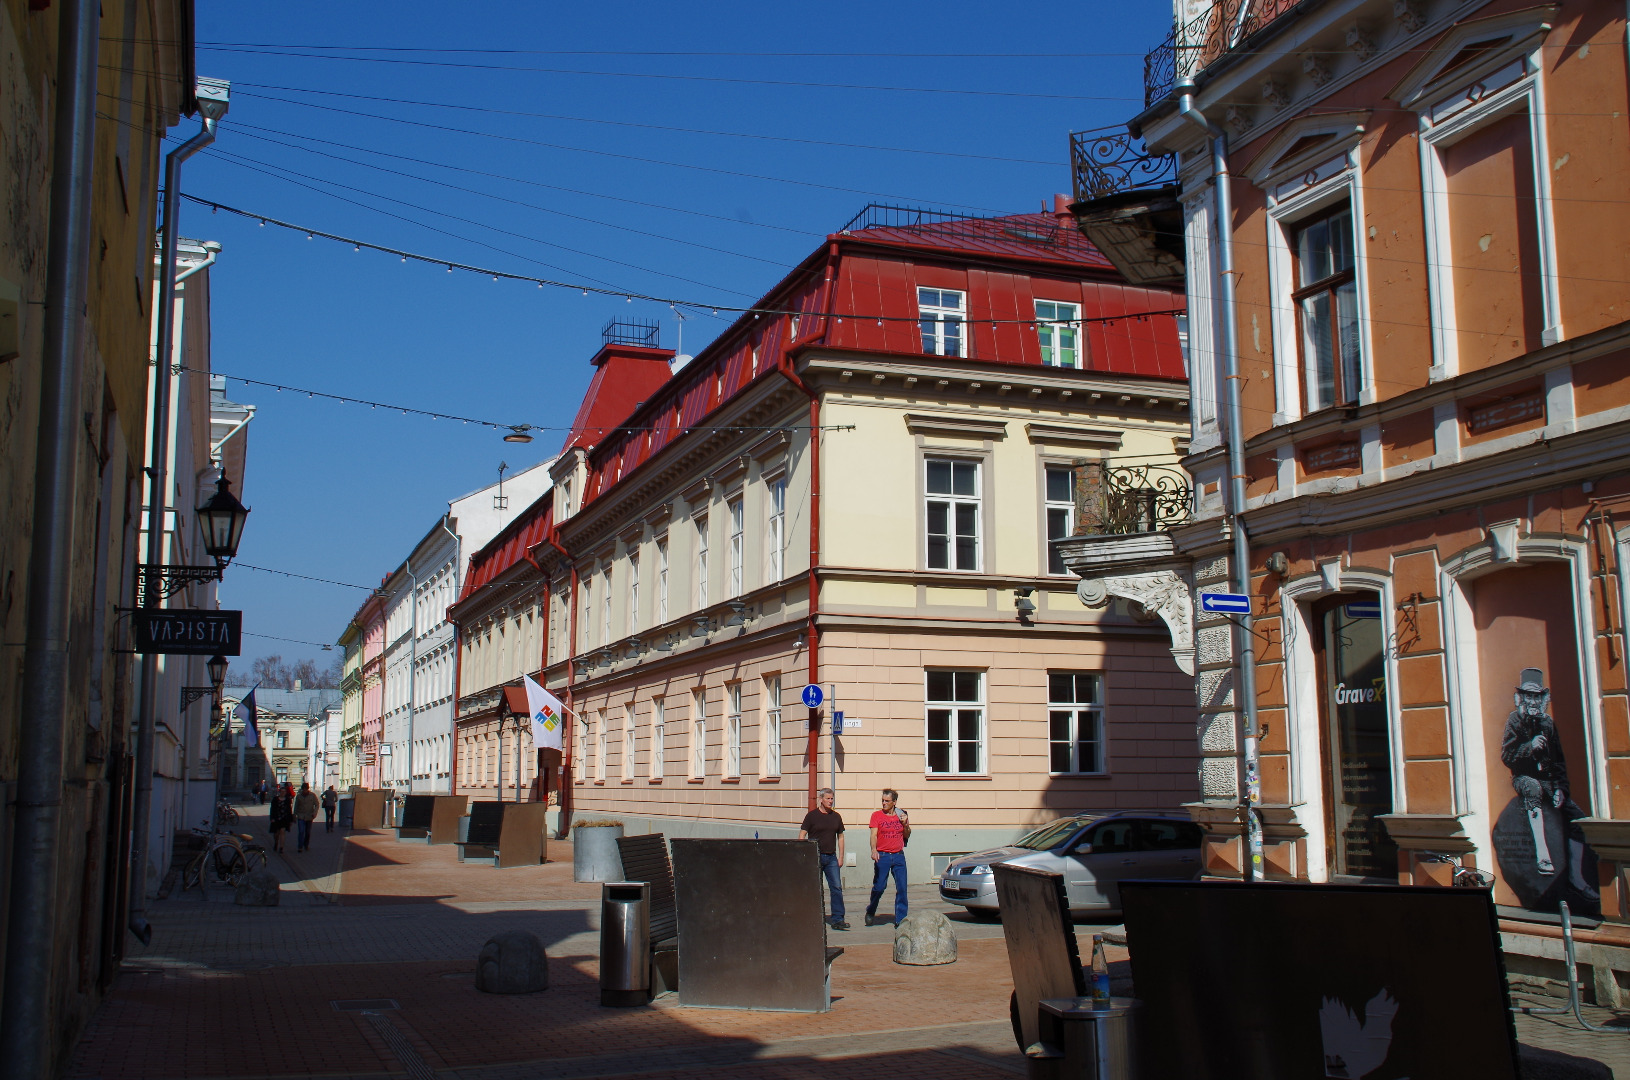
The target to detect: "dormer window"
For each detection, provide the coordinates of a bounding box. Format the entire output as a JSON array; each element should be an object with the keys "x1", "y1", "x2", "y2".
[
  {"x1": 1035, "y1": 301, "x2": 1080, "y2": 368},
  {"x1": 918, "y1": 288, "x2": 965, "y2": 357}
]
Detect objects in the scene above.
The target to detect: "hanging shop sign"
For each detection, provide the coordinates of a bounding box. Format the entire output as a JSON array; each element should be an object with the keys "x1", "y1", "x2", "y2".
[{"x1": 133, "y1": 609, "x2": 242, "y2": 655}]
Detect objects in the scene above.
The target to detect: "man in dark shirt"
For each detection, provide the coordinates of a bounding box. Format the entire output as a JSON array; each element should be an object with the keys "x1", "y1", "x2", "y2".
[{"x1": 799, "y1": 787, "x2": 849, "y2": 930}]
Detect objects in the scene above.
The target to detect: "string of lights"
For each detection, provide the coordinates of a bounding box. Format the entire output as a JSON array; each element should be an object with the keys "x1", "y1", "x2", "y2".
[{"x1": 181, "y1": 194, "x2": 1186, "y2": 327}]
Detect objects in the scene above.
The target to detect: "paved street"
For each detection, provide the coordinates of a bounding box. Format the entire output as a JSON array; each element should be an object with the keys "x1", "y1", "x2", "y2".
[{"x1": 68, "y1": 804, "x2": 1630, "y2": 1079}]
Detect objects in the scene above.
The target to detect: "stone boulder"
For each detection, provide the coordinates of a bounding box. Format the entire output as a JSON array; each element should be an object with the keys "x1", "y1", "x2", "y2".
[
  {"x1": 475, "y1": 930, "x2": 550, "y2": 994},
  {"x1": 893, "y1": 910, "x2": 957, "y2": 966},
  {"x1": 233, "y1": 867, "x2": 280, "y2": 907},
  {"x1": 1517, "y1": 1042, "x2": 1613, "y2": 1079}
]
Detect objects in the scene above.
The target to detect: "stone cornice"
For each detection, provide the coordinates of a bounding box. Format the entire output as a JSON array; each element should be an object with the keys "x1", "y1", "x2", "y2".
[{"x1": 799, "y1": 351, "x2": 1188, "y2": 412}]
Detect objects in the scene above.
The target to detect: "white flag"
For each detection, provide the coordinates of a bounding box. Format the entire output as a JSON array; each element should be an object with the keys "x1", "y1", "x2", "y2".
[{"x1": 523, "y1": 675, "x2": 565, "y2": 752}]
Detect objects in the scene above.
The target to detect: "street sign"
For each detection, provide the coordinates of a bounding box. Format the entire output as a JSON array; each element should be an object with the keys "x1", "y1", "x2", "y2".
[
  {"x1": 1199, "y1": 593, "x2": 1251, "y2": 615},
  {"x1": 1345, "y1": 600, "x2": 1383, "y2": 619},
  {"x1": 832, "y1": 710, "x2": 844, "y2": 734},
  {"x1": 133, "y1": 609, "x2": 241, "y2": 655},
  {"x1": 801, "y1": 683, "x2": 824, "y2": 709}
]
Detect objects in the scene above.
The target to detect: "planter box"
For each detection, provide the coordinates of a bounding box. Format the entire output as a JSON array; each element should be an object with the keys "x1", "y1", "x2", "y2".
[{"x1": 574, "y1": 825, "x2": 625, "y2": 882}]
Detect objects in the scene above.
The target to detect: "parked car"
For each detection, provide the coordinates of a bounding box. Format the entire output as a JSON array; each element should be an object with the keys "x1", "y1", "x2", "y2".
[{"x1": 938, "y1": 811, "x2": 1204, "y2": 917}]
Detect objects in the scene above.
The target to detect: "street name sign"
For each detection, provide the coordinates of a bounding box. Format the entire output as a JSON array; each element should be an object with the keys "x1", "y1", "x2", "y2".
[
  {"x1": 1199, "y1": 593, "x2": 1251, "y2": 615},
  {"x1": 801, "y1": 683, "x2": 824, "y2": 708},
  {"x1": 1345, "y1": 600, "x2": 1383, "y2": 619},
  {"x1": 133, "y1": 609, "x2": 242, "y2": 655}
]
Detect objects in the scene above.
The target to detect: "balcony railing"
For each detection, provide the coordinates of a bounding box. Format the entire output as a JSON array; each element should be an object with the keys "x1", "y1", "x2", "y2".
[
  {"x1": 1144, "y1": 0, "x2": 1304, "y2": 106},
  {"x1": 1077, "y1": 461, "x2": 1192, "y2": 536},
  {"x1": 1070, "y1": 126, "x2": 1177, "y2": 204}
]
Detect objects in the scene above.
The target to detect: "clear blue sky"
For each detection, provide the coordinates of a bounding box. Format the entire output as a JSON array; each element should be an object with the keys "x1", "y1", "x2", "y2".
[{"x1": 188, "y1": 1, "x2": 1170, "y2": 673}]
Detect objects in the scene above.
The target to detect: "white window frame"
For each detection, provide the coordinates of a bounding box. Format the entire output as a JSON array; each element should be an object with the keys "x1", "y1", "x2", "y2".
[
  {"x1": 925, "y1": 669, "x2": 985, "y2": 776},
  {"x1": 761, "y1": 674, "x2": 782, "y2": 779},
  {"x1": 580, "y1": 576, "x2": 593, "y2": 651},
  {"x1": 1416, "y1": 55, "x2": 1561, "y2": 380},
  {"x1": 694, "y1": 515, "x2": 709, "y2": 610},
  {"x1": 764, "y1": 474, "x2": 786, "y2": 583},
  {"x1": 1183, "y1": 185, "x2": 1221, "y2": 433},
  {"x1": 600, "y1": 567, "x2": 612, "y2": 645},
  {"x1": 924, "y1": 457, "x2": 982, "y2": 572},
  {"x1": 622, "y1": 704, "x2": 636, "y2": 781},
  {"x1": 595, "y1": 709, "x2": 607, "y2": 782},
  {"x1": 656, "y1": 535, "x2": 669, "y2": 624},
  {"x1": 1035, "y1": 300, "x2": 1081, "y2": 368},
  {"x1": 650, "y1": 696, "x2": 665, "y2": 779},
  {"x1": 727, "y1": 496, "x2": 744, "y2": 597},
  {"x1": 627, "y1": 550, "x2": 640, "y2": 634},
  {"x1": 1048, "y1": 672, "x2": 1106, "y2": 775},
  {"x1": 725, "y1": 682, "x2": 742, "y2": 778},
  {"x1": 1043, "y1": 463, "x2": 1074, "y2": 576},
  {"x1": 917, "y1": 287, "x2": 966, "y2": 357},
  {"x1": 690, "y1": 689, "x2": 707, "y2": 779},
  {"x1": 1264, "y1": 151, "x2": 1373, "y2": 423}
]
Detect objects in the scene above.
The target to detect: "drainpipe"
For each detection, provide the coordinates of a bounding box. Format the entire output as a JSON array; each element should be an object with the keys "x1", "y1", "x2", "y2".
[
  {"x1": 0, "y1": 1, "x2": 99, "y2": 1069},
  {"x1": 441, "y1": 515, "x2": 460, "y2": 793},
  {"x1": 129, "y1": 97, "x2": 223, "y2": 941},
  {"x1": 404, "y1": 555, "x2": 419, "y2": 797},
  {"x1": 1175, "y1": 81, "x2": 1263, "y2": 882}
]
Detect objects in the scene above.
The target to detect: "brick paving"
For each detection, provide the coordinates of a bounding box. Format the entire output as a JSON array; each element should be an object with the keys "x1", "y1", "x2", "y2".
[{"x1": 70, "y1": 802, "x2": 1630, "y2": 1078}]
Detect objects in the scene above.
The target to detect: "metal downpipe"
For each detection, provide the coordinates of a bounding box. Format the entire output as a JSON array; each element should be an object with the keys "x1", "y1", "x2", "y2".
[
  {"x1": 128, "y1": 113, "x2": 217, "y2": 942},
  {"x1": 0, "y1": 0, "x2": 102, "y2": 1072},
  {"x1": 1175, "y1": 81, "x2": 1264, "y2": 882}
]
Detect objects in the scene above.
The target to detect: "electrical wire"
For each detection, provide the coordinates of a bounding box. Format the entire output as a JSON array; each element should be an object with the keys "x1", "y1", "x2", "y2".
[
  {"x1": 240, "y1": 631, "x2": 341, "y2": 650},
  {"x1": 234, "y1": 563, "x2": 376, "y2": 591}
]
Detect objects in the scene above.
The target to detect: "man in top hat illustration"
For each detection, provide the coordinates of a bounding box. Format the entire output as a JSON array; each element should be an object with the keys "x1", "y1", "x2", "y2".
[{"x1": 1501, "y1": 667, "x2": 1597, "y2": 899}]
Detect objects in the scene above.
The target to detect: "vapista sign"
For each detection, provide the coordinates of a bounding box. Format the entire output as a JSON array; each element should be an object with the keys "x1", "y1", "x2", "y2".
[{"x1": 133, "y1": 609, "x2": 242, "y2": 655}]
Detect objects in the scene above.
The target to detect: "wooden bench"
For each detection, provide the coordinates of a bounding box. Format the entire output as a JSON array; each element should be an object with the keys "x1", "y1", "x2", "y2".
[
  {"x1": 992, "y1": 862, "x2": 1085, "y2": 1069},
  {"x1": 394, "y1": 795, "x2": 436, "y2": 841},
  {"x1": 455, "y1": 801, "x2": 506, "y2": 864},
  {"x1": 616, "y1": 833, "x2": 679, "y2": 993}
]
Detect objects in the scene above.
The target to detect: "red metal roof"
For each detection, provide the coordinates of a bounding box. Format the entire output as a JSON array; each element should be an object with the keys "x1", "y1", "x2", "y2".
[
  {"x1": 457, "y1": 494, "x2": 554, "y2": 606},
  {"x1": 839, "y1": 209, "x2": 1115, "y2": 270}
]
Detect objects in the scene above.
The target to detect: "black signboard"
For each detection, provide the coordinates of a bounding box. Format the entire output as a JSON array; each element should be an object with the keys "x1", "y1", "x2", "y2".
[{"x1": 133, "y1": 609, "x2": 242, "y2": 655}]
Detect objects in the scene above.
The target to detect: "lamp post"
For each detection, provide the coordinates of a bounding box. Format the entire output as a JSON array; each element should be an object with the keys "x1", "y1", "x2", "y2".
[{"x1": 136, "y1": 476, "x2": 250, "y2": 605}]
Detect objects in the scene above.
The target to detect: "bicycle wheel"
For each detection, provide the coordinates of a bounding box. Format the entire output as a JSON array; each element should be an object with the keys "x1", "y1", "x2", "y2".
[
  {"x1": 182, "y1": 851, "x2": 207, "y2": 892},
  {"x1": 221, "y1": 806, "x2": 238, "y2": 824},
  {"x1": 211, "y1": 844, "x2": 247, "y2": 884},
  {"x1": 241, "y1": 845, "x2": 269, "y2": 872}
]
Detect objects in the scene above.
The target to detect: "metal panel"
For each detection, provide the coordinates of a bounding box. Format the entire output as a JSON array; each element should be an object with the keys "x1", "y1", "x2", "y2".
[
  {"x1": 428, "y1": 795, "x2": 468, "y2": 845},
  {"x1": 993, "y1": 863, "x2": 1085, "y2": 1053},
  {"x1": 672, "y1": 839, "x2": 831, "y2": 1012},
  {"x1": 495, "y1": 801, "x2": 548, "y2": 868},
  {"x1": 399, "y1": 795, "x2": 435, "y2": 830},
  {"x1": 616, "y1": 833, "x2": 677, "y2": 944},
  {"x1": 465, "y1": 801, "x2": 505, "y2": 846}
]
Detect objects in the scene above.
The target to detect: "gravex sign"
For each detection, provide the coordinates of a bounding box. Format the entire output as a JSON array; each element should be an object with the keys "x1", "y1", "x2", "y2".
[{"x1": 133, "y1": 609, "x2": 242, "y2": 655}]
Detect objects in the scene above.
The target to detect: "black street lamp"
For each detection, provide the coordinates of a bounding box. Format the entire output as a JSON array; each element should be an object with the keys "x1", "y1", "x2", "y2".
[
  {"x1": 195, "y1": 476, "x2": 250, "y2": 565},
  {"x1": 207, "y1": 653, "x2": 228, "y2": 690}
]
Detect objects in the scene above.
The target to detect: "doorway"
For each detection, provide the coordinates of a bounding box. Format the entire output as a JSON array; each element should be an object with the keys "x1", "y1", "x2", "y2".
[{"x1": 1312, "y1": 591, "x2": 1398, "y2": 880}]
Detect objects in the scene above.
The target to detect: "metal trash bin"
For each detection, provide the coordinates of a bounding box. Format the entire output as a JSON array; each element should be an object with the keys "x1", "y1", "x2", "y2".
[
  {"x1": 600, "y1": 881, "x2": 651, "y2": 1006},
  {"x1": 1036, "y1": 997, "x2": 1141, "y2": 1079}
]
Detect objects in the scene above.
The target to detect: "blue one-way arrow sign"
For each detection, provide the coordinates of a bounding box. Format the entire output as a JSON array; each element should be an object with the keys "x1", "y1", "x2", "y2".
[{"x1": 1200, "y1": 592, "x2": 1251, "y2": 615}]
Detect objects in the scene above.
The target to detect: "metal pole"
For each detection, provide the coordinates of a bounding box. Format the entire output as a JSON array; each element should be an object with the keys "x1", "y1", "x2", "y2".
[
  {"x1": 828, "y1": 683, "x2": 836, "y2": 796},
  {"x1": 128, "y1": 111, "x2": 217, "y2": 939},
  {"x1": 1175, "y1": 81, "x2": 1263, "y2": 881},
  {"x1": 0, "y1": 0, "x2": 101, "y2": 1070}
]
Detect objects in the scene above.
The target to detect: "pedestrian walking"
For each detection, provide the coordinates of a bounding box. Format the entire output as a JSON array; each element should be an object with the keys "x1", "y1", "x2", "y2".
[
  {"x1": 321, "y1": 785, "x2": 338, "y2": 833},
  {"x1": 293, "y1": 783, "x2": 319, "y2": 853},
  {"x1": 268, "y1": 785, "x2": 293, "y2": 854},
  {"x1": 256, "y1": 780, "x2": 267, "y2": 805},
  {"x1": 865, "y1": 788, "x2": 910, "y2": 927},
  {"x1": 799, "y1": 787, "x2": 849, "y2": 930}
]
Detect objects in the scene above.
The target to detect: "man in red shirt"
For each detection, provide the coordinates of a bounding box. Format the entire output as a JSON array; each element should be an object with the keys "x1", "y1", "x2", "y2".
[{"x1": 865, "y1": 788, "x2": 910, "y2": 927}]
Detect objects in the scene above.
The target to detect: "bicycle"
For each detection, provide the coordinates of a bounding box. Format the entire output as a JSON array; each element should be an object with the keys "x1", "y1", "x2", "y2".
[
  {"x1": 181, "y1": 827, "x2": 268, "y2": 894},
  {"x1": 214, "y1": 800, "x2": 239, "y2": 827}
]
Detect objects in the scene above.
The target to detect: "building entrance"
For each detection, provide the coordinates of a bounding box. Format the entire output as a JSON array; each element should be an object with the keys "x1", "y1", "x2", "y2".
[{"x1": 1314, "y1": 592, "x2": 1397, "y2": 879}]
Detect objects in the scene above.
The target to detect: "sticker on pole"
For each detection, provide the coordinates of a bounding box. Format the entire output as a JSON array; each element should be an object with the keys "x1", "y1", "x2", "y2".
[
  {"x1": 801, "y1": 684, "x2": 825, "y2": 709},
  {"x1": 1200, "y1": 592, "x2": 1251, "y2": 615}
]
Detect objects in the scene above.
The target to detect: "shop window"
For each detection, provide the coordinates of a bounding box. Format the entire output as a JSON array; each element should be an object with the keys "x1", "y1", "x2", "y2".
[{"x1": 1315, "y1": 593, "x2": 1396, "y2": 879}]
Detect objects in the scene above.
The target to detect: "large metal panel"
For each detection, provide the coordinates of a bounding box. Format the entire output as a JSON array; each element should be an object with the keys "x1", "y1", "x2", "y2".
[
  {"x1": 399, "y1": 795, "x2": 435, "y2": 830},
  {"x1": 496, "y1": 802, "x2": 548, "y2": 868},
  {"x1": 672, "y1": 839, "x2": 830, "y2": 1012},
  {"x1": 428, "y1": 795, "x2": 468, "y2": 844},
  {"x1": 993, "y1": 863, "x2": 1084, "y2": 1053},
  {"x1": 616, "y1": 833, "x2": 677, "y2": 944}
]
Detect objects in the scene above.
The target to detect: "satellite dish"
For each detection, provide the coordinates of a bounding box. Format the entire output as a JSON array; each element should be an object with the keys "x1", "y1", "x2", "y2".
[{"x1": 670, "y1": 353, "x2": 694, "y2": 372}]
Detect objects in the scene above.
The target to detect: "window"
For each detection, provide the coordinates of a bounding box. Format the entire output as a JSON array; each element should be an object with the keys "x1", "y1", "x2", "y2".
[
  {"x1": 595, "y1": 709, "x2": 607, "y2": 782},
  {"x1": 600, "y1": 568, "x2": 612, "y2": 645},
  {"x1": 1292, "y1": 204, "x2": 1360, "y2": 412},
  {"x1": 1035, "y1": 300, "x2": 1080, "y2": 368},
  {"x1": 275, "y1": 730, "x2": 288, "y2": 749},
  {"x1": 725, "y1": 683, "x2": 742, "y2": 778},
  {"x1": 917, "y1": 287, "x2": 965, "y2": 357},
  {"x1": 694, "y1": 516, "x2": 709, "y2": 608},
  {"x1": 925, "y1": 458, "x2": 980, "y2": 571},
  {"x1": 576, "y1": 716, "x2": 589, "y2": 780},
  {"x1": 1048, "y1": 673, "x2": 1105, "y2": 774},
  {"x1": 580, "y1": 579, "x2": 592, "y2": 651},
  {"x1": 627, "y1": 551, "x2": 640, "y2": 633},
  {"x1": 691, "y1": 689, "x2": 707, "y2": 778},
  {"x1": 650, "y1": 696, "x2": 665, "y2": 779},
  {"x1": 765, "y1": 476, "x2": 786, "y2": 582},
  {"x1": 761, "y1": 674, "x2": 782, "y2": 778},
  {"x1": 622, "y1": 705, "x2": 636, "y2": 781},
  {"x1": 276, "y1": 766, "x2": 288, "y2": 783},
  {"x1": 1044, "y1": 465, "x2": 1074, "y2": 575},
  {"x1": 727, "y1": 497, "x2": 744, "y2": 596},
  {"x1": 656, "y1": 536, "x2": 669, "y2": 623},
  {"x1": 925, "y1": 670, "x2": 984, "y2": 775}
]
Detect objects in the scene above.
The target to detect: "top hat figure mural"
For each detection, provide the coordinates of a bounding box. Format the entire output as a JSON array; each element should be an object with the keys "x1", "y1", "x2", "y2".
[{"x1": 1493, "y1": 667, "x2": 1601, "y2": 914}]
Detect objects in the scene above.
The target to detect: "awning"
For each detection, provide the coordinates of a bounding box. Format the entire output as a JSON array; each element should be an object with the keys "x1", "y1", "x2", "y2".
[{"x1": 502, "y1": 684, "x2": 529, "y2": 718}]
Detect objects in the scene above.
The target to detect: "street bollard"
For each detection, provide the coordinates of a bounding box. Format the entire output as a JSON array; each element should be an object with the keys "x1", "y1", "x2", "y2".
[
  {"x1": 600, "y1": 881, "x2": 651, "y2": 1007},
  {"x1": 1034, "y1": 997, "x2": 1141, "y2": 1080}
]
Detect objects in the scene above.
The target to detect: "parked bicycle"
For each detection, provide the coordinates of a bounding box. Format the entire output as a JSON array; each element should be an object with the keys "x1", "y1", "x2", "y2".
[
  {"x1": 214, "y1": 800, "x2": 239, "y2": 827},
  {"x1": 181, "y1": 825, "x2": 267, "y2": 894}
]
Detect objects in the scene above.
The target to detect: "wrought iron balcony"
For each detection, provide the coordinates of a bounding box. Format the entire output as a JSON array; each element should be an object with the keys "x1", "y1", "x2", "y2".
[
  {"x1": 1070, "y1": 127, "x2": 1176, "y2": 204},
  {"x1": 1143, "y1": 0, "x2": 1304, "y2": 106},
  {"x1": 1076, "y1": 461, "x2": 1192, "y2": 536}
]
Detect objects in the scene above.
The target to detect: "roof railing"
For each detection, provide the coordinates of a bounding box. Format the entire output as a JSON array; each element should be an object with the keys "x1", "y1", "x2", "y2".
[
  {"x1": 1143, "y1": 0, "x2": 1304, "y2": 106},
  {"x1": 602, "y1": 317, "x2": 661, "y2": 348}
]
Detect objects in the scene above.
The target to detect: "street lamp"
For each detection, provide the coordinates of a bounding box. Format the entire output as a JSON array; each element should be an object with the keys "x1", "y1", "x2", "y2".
[
  {"x1": 207, "y1": 653, "x2": 228, "y2": 691},
  {"x1": 195, "y1": 475, "x2": 250, "y2": 566}
]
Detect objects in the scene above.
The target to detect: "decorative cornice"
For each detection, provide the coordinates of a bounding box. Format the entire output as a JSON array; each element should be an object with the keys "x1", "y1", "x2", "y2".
[
  {"x1": 904, "y1": 412, "x2": 1009, "y2": 440},
  {"x1": 1024, "y1": 422, "x2": 1123, "y2": 450}
]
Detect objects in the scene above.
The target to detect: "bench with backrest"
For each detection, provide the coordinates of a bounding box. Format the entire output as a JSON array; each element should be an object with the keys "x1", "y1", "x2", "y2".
[
  {"x1": 455, "y1": 801, "x2": 506, "y2": 864},
  {"x1": 992, "y1": 862, "x2": 1086, "y2": 1071},
  {"x1": 616, "y1": 832, "x2": 679, "y2": 993},
  {"x1": 394, "y1": 794, "x2": 436, "y2": 841}
]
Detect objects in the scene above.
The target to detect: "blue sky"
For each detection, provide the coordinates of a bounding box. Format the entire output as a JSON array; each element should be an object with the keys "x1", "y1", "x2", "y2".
[{"x1": 188, "y1": 2, "x2": 1170, "y2": 672}]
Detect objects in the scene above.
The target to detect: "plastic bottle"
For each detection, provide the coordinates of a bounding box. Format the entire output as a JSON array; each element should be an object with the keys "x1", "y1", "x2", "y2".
[{"x1": 1090, "y1": 934, "x2": 1111, "y2": 1004}]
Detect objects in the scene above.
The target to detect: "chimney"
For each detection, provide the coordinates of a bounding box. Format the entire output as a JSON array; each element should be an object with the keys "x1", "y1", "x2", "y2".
[
  {"x1": 294, "y1": 679, "x2": 302, "y2": 692},
  {"x1": 1053, "y1": 193, "x2": 1073, "y2": 224}
]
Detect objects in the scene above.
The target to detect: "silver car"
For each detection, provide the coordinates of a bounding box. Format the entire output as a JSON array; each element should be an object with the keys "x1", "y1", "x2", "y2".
[{"x1": 938, "y1": 811, "x2": 1204, "y2": 917}]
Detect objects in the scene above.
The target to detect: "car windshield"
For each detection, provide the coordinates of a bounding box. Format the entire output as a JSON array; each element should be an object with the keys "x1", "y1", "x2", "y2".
[{"x1": 1012, "y1": 817, "x2": 1092, "y2": 851}]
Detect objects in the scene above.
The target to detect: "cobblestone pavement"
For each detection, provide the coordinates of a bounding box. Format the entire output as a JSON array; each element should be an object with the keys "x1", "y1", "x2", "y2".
[{"x1": 72, "y1": 804, "x2": 1630, "y2": 1078}]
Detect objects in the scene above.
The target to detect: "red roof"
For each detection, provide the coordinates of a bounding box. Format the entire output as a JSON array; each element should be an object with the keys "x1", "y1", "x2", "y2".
[
  {"x1": 562, "y1": 343, "x2": 676, "y2": 452},
  {"x1": 457, "y1": 495, "x2": 554, "y2": 606},
  {"x1": 840, "y1": 210, "x2": 1115, "y2": 270}
]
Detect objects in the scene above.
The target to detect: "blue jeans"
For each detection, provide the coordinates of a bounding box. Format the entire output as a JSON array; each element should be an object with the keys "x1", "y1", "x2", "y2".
[
  {"x1": 867, "y1": 851, "x2": 908, "y2": 925},
  {"x1": 819, "y1": 852, "x2": 846, "y2": 924},
  {"x1": 296, "y1": 819, "x2": 312, "y2": 850}
]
